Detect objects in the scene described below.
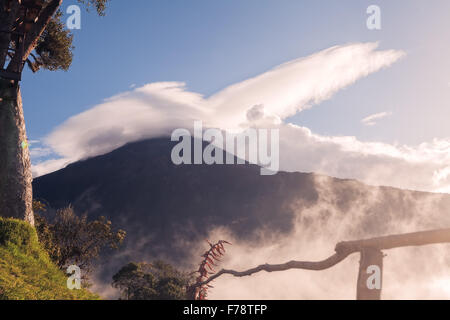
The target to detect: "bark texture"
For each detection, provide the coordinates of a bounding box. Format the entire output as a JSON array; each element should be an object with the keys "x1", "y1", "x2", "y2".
[{"x1": 0, "y1": 78, "x2": 34, "y2": 225}]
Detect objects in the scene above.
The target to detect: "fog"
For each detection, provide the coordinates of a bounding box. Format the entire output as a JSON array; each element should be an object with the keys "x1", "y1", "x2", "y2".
[
  {"x1": 194, "y1": 175, "x2": 450, "y2": 300},
  {"x1": 87, "y1": 171, "x2": 450, "y2": 300}
]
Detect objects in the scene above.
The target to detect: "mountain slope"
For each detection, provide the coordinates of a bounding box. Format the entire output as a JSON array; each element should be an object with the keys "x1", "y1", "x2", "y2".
[
  {"x1": 33, "y1": 138, "x2": 320, "y2": 256},
  {"x1": 32, "y1": 137, "x2": 450, "y2": 296},
  {"x1": 0, "y1": 218, "x2": 98, "y2": 300}
]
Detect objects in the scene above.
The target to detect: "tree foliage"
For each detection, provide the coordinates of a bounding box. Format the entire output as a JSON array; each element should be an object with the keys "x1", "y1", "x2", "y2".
[
  {"x1": 32, "y1": 11, "x2": 74, "y2": 72},
  {"x1": 0, "y1": 0, "x2": 109, "y2": 73},
  {"x1": 33, "y1": 203, "x2": 126, "y2": 280},
  {"x1": 112, "y1": 261, "x2": 192, "y2": 300},
  {"x1": 77, "y1": 0, "x2": 108, "y2": 16}
]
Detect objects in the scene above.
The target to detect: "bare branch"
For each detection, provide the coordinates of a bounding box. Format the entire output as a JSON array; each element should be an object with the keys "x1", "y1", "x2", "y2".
[
  {"x1": 336, "y1": 227, "x2": 450, "y2": 252},
  {"x1": 194, "y1": 227, "x2": 450, "y2": 289},
  {"x1": 196, "y1": 250, "x2": 354, "y2": 288}
]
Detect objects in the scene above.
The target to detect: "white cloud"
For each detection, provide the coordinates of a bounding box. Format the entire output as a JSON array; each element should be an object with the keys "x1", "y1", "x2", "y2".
[
  {"x1": 32, "y1": 158, "x2": 72, "y2": 177},
  {"x1": 277, "y1": 124, "x2": 450, "y2": 192},
  {"x1": 31, "y1": 42, "x2": 450, "y2": 194},
  {"x1": 29, "y1": 147, "x2": 53, "y2": 159},
  {"x1": 208, "y1": 42, "x2": 404, "y2": 130},
  {"x1": 361, "y1": 111, "x2": 392, "y2": 126}
]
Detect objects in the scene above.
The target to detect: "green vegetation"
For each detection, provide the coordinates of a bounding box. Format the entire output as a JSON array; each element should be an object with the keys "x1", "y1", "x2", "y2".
[
  {"x1": 0, "y1": 217, "x2": 98, "y2": 300},
  {"x1": 34, "y1": 206, "x2": 126, "y2": 280},
  {"x1": 112, "y1": 261, "x2": 192, "y2": 300}
]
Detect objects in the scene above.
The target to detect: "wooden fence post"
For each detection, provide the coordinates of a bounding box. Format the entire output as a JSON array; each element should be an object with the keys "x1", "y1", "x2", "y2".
[{"x1": 356, "y1": 248, "x2": 383, "y2": 300}]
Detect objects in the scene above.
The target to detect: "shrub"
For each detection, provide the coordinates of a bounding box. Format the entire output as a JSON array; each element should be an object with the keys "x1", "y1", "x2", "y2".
[{"x1": 112, "y1": 261, "x2": 192, "y2": 300}]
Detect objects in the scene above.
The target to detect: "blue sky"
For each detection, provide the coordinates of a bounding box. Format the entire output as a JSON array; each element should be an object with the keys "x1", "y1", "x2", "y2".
[
  {"x1": 23, "y1": 0, "x2": 450, "y2": 143},
  {"x1": 23, "y1": 0, "x2": 450, "y2": 193}
]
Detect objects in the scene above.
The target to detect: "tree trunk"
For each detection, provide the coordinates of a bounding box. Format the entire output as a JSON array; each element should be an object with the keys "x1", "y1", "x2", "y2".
[
  {"x1": 356, "y1": 248, "x2": 383, "y2": 300},
  {"x1": 0, "y1": 78, "x2": 34, "y2": 225}
]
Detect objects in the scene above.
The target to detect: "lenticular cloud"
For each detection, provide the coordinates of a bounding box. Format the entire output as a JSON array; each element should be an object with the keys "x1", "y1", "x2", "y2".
[{"x1": 31, "y1": 42, "x2": 450, "y2": 195}]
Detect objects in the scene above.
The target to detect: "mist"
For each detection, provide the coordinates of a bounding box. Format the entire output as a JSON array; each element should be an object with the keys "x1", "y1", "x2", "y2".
[{"x1": 195, "y1": 175, "x2": 450, "y2": 299}]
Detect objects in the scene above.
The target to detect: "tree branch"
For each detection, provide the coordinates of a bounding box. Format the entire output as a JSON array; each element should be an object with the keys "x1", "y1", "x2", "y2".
[
  {"x1": 6, "y1": 0, "x2": 63, "y2": 72},
  {"x1": 23, "y1": 0, "x2": 63, "y2": 56},
  {"x1": 335, "y1": 227, "x2": 450, "y2": 252},
  {"x1": 196, "y1": 250, "x2": 355, "y2": 288},
  {"x1": 25, "y1": 58, "x2": 39, "y2": 72},
  {"x1": 194, "y1": 227, "x2": 450, "y2": 289}
]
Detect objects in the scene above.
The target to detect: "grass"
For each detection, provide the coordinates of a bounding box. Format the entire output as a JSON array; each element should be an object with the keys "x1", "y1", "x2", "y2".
[{"x1": 0, "y1": 218, "x2": 99, "y2": 300}]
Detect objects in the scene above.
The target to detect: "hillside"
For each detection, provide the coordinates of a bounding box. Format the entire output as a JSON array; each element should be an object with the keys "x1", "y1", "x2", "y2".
[
  {"x1": 33, "y1": 138, "x2": 321, "y2": 258},
  {"x1": 0, "y1": 218, "x2": 98, "y2": 300},
  {"x1": 32, "y1": 137, "x2": 450, "y2": 296}
]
